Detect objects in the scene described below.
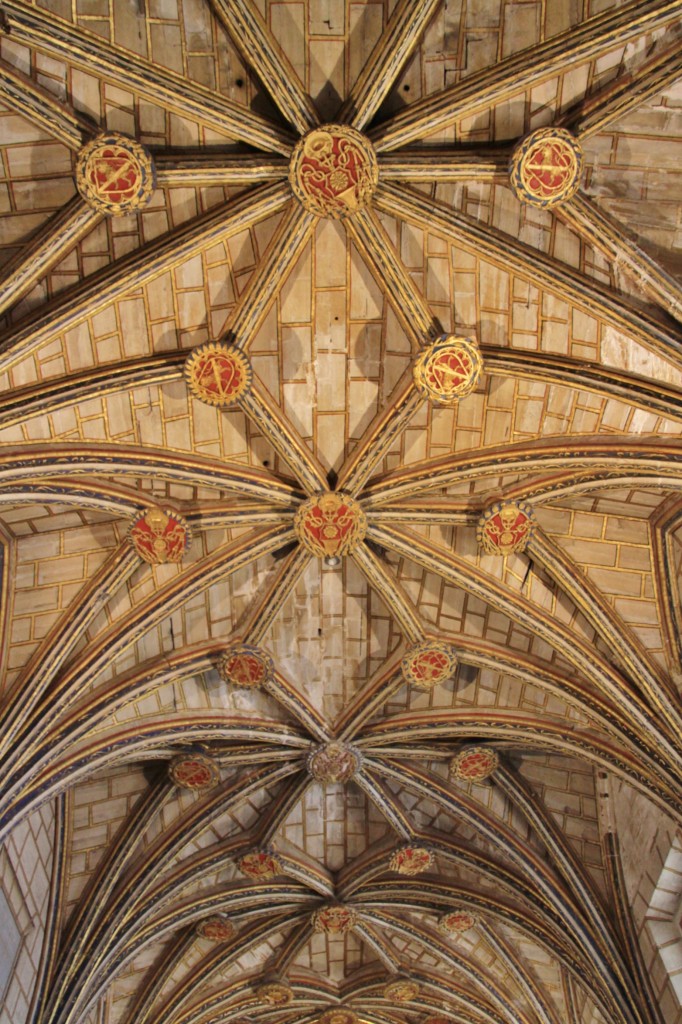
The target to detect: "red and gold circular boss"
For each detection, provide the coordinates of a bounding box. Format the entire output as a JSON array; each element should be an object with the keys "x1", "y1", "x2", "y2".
[
  {"x1": 510, "y1": 128, "x2": 583, "y2": 207},
  {"x1": 129, "y1": 507, "x2": 190, "y2": 564},
  {"x1": 289, "y1": 125, "x2": 378, "y2": 219},
  {"x1": 218, "y1": 644, "x2": 273, "y2": 689},
  {"x1": 184, "y1": 342, "x2": 252, "y2": 406},
  {"x1": 413, "y1": 336, "x2": 482, "y2": 404},
  {"x1": 294, "y1": 492, "x2": 366, "y2": 558},
  {"x1": 76, "y1": 132, "x2": 155, "y2": 215}
]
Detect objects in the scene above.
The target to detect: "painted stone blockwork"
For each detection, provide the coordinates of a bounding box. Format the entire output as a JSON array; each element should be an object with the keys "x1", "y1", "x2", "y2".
[
  {"x1": 612, "y1": 778, "x2": 682, "y2": 1024},
  {"x1": 0, "y1": 800, "x2": 55, "y2": 1024}
]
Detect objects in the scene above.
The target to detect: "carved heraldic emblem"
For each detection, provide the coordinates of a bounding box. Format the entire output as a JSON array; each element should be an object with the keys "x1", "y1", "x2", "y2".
[
  {"x1": 257, "y1": 982, "x2": 294, "y2": 1006},
  {"x1": 129, "y1": 507, "x2": 191, "y2": 564},
  {"x1": 237, "y1": 849, "x2": 282, "y2": 879},
  {"x1": 76, "y1": 132, "x2": 155, "y2": 215},
  {"x1": 218, "y1": 644, "x2": 273, "y2": 688},
  {"x1": 168, "y1": 753, "x2": 219, "y2": 790},
  {"x1": 478, "y1": 501, "x2": 535, "y2": 555},
  {"x1": 289, "y1": 125, "x2": 379, "y2": 218},
  {"x1": 413, "y1": 336, "x2": 483, "y2": 404},
  {"x1": 451, "y1": 746, "x2": 499, "y2": 782},
  {"x1": 184, "y1": 342, "x2": 252, "y2": 406},
  {"x1": 439, "y1": 910, "x2": 476, "y2": 934},
  {"x1": 319, "y1": 1010, "x2": 358, "y2": 1024},
  {"x1": 389, "y1": 845, "x2": 434, "y2": 875},
  {"x1": 196, "y1": 916, "x2": 235, "y2": 941},
  {"x1": 384, "y1": 979, "x2": 420, "y2": 1002},
  {"x1": 311, "y1": 904, "x2": 358, "y2": 934},
  {"x1": 294, "y1": 492, "x2": 367, "y2": 557},
  {"x1": 510, "y1": 128, "x2": 583, "y2": 207},
  {"x1": 307, "y1": 742, "x2": 362, "y2": 783},
  {"x1": 401, "y1": 641, "x2": 458, "y2": 689}
]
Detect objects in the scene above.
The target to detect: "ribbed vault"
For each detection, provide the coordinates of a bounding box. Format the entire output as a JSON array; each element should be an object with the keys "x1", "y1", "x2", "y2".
[{"x1": 0, "y1": 3, "x2": 681, "y2": 1024}]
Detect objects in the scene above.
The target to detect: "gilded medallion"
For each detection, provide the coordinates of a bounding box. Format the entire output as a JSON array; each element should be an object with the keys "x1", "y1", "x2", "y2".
[
  {"x1": 168, "y1": 753, "x2": 220, "y2": 790},
  {"x1": 509, "y1": 128, "x2": 583, "y2": 207},
  {"x1": 413, "y1": 336, "x2": 483, "y2": 404},
  {"x1": 389, "y1": 844, "x2": 434, "y2": 876},
  {"x1": 76, "y1": 132, "x2": 155, "y2": 215},
  {"x1": 450, "y1": 746, "x2": 499, "y2": 782},
  {"x1": 129, "y1": 507, "x2": 191, "y2": 564},
  {"x1": 196, "y1": 916, "x2": 236, "y2": 941},
  {"x1": 438, "y1": 910, "x2": 476, "y2": 935},
  {"x1": 477, "y1": 501, "x2": 535, "y2": 556},
  {"x1": 256, "y1": 981, "x2": 294, "y2": 1005},
  {"x1": 237, "y1": 848, "x2": 282, "y2": 880},
  {"x1": 384, "y1": 979, "x2": 420, "y2": 1002},
  {"x1": 311, "y1": 904, "x2": 358, "y2": 934},
  {"x1": 307, "y1": 742, "x2": 362, "y2": 783},
  {"x1": 184, "y1": 342, "x2": 252, "y2": 406},
  {"x1": 289, "y1": 125, "x2": 378, "y2": 218},
  {"x1": 319, "y1": 1009, "x2": 358, "y2": 1024},
  {"x1": 218, "y1": 644, "x2": 274, "y2": 689},
  {"x1": 294, "y1": 492, "x2": 367, "y2": 558},
  {"x1": 401, "y1": 641, "x2": 458, "y2": 690}
]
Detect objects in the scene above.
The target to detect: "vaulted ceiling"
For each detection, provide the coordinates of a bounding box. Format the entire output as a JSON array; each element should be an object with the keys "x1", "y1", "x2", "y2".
[{"x1": 0, "y1": 3, "x2": 681, "y2": 1024}]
